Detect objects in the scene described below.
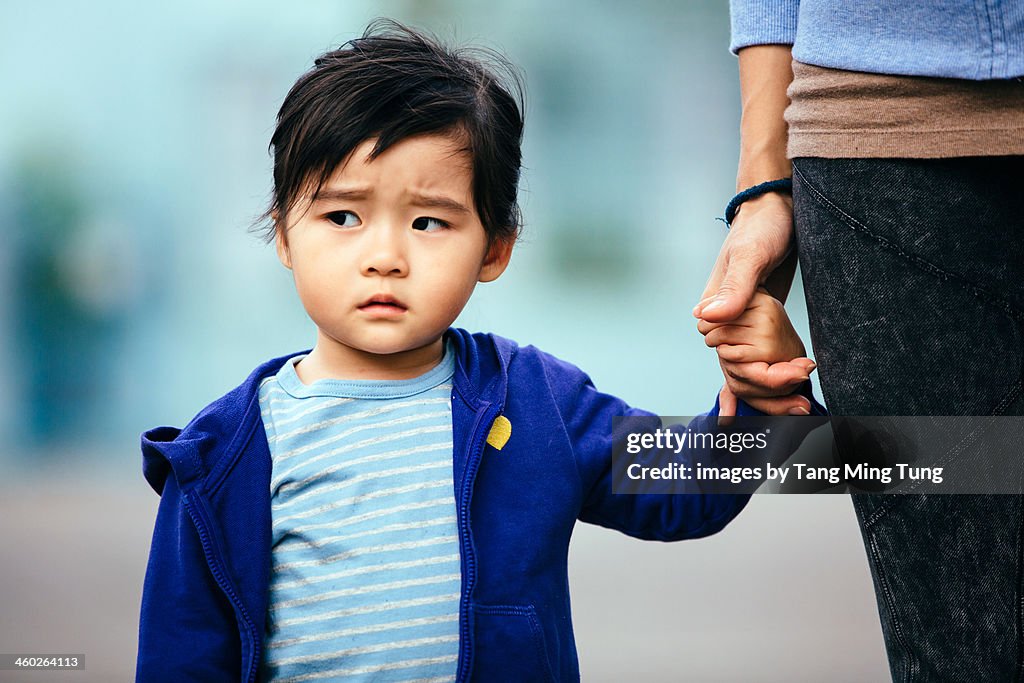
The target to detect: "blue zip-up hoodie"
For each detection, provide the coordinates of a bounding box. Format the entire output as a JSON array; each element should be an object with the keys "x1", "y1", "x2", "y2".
[{"x1": 137, "y1": 329, "x2": 818, "y2": 682}]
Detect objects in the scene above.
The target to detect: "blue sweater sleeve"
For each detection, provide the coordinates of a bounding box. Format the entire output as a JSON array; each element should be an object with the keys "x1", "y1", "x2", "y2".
[
  {"x1": 136, "y1": 473, "x2": 241, "y2": 682},
  {"x1": 538, "y1": 354, "x2": 753, "y2": 542},
  {"x1": 730, "y1": 0, "x2": 800, "y2": 53},
  {"x1": 729, "y1": 1, "x2": 1024, "y2": 79}
]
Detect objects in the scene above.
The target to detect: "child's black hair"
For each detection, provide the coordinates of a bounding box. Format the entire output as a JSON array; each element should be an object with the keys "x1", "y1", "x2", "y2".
[{"x1": 254, "y1": 18, "x2": 525, "y2": 245}]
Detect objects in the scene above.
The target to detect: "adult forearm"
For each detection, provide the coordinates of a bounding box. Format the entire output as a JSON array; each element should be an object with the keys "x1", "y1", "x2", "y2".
[
  {"x1": 736, "y1": 45, "x2": 794, "y2": 191},
  {"x1": 695, "y1": 46, "x2": 798, "y2": 316},
  {"x1": 695, "y1": 45, "x2": 806, "y2": 415},
  {"x1": 732, "y1": 45, "x2": 797, "y2": 302}
]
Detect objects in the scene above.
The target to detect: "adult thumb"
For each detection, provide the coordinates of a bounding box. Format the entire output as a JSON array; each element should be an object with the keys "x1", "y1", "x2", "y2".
[{"x1": 698, "y1": 257, "x2": 761, "y2": 322}]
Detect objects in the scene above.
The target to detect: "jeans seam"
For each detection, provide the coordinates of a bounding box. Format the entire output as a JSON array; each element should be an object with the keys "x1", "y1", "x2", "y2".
[
  {"x1": 1017, "y1": 499, "x2": 1024, "y2": 682},
  {"x1": 868, "y1": 530, "x2": 919, "y2": 683},
  {"x1": 859, "y1": 413, "x2": 1011, "y2": 529},
  {"x1": 994, "y1": 380, "x2": 1024, "y2": 417},
  {"x1": 860, "y1": 496, "x2": 896, "y2": 532},
  {"x1": 792, "y1": 162, "x2": 1024, "y2": 325}
]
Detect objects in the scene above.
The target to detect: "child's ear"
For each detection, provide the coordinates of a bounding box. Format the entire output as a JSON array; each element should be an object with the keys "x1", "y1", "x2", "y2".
[
  {"x1": 478, "y1": 237, "x2": 513, "y2": 283},
  {"x1": 274, "y1": 218, "x2": 292, "y2": 270}
]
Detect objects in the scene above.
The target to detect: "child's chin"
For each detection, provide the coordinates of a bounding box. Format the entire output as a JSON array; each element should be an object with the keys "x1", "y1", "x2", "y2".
[{"x1": 354, "y1": 336, "x2": 442, "y2": 358}]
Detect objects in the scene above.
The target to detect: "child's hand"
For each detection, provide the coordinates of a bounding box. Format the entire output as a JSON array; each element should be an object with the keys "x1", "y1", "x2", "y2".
[{"x1": 696, "y1": 289, "x2": 816, "y2": 416}]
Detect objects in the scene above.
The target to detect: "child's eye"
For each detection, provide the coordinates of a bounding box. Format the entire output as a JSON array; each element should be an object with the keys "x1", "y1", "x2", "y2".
[
  {"x1": 412, "y1": 216, "x2": 449, "y2": 232},
  {"x1": 326, "y1": 210, "x2": 360, "y2": 228}
]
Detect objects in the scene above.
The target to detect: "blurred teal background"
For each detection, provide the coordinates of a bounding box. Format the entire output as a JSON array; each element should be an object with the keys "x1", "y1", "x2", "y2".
[
  {"x1": 0, "y1": 1, "x2": 889, "y2": 681},
  {"x1": 0, "y1": 0, "x2": 747, "y2": 457}
]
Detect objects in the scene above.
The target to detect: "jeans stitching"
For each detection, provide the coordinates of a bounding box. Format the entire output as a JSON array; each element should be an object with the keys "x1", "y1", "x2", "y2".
[
  {"x1": 868, "y1": 529, "x2": 919, "y2": 682},
  {"x1": 994, "y1": 380, "x2": 1024, "y2": 417},
  {"x1": 861, "y1": 496, "x2": 896, "y2": 531},
  {"x1": 860, "y1": 415, "x2": 1005, "y2": 528},
  {"x1": 792, "y1": 162, "x2": 1024, "y2": 324},
  {"x1": 1017, "y1": 499, "x2": 1024, "y2": 682}
]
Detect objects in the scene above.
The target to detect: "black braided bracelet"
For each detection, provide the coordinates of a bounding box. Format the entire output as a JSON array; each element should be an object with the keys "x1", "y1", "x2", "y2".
[{"x1": 722, "y1": 178, "x2": 793, "y2": 227}]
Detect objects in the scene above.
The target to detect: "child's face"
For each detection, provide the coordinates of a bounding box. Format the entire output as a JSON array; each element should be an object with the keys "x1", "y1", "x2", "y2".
[{"x1": 276, "y1": 132, "x2": 511, "y2": 372}]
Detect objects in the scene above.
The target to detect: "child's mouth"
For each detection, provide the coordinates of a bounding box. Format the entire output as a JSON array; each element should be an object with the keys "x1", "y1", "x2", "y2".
[{"x1": 358, "y1": 295, "x2": 408, "y2": 314}]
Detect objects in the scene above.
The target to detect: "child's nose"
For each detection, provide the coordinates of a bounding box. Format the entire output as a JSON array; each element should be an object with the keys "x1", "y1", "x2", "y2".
[{"x1": 360, "y1": 226, "x2": 409, "y2": 277}]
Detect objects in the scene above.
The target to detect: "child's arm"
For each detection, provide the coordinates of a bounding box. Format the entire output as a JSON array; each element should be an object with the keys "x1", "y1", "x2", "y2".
[
  {"x1": 527, "y1": 336, "x2": 821, "y2": 541},
  {"x1": 137, "y1": 470, "x2": 241, "y2": 681},
  {"x1": 697, "y1": 288, "x2": 818, "y2": 416},
  {"x1": 537, "y1": 352, "x2": 751, "y2": 540}
]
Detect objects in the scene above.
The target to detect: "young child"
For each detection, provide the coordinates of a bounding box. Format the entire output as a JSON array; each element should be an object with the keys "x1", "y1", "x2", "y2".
[{"x1": 136, "y1": 21, "x2": 820, "y2": 683}]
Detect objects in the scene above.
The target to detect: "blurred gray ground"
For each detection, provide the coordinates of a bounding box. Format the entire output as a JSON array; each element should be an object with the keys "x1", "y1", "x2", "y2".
[{"x1": 0, "y1": 464, "x2": 889, "y2": 682}]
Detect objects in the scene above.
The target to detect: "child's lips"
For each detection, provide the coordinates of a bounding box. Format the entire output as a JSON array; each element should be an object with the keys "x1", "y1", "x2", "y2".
[{"x1": 358, "y1": 295, "x2": 408, "y2": 315}]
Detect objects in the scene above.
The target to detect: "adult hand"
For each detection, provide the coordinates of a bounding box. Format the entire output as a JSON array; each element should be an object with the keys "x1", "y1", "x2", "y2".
[
  {"x1": 692, "y1": 191, "x2": 795, "y2": 322},
  {"x1": 700, "y1": 44, "x2": 804, "y2": 418},
  {"x1": 694, "y1": 192, "x2": 807, "y2": 417}
]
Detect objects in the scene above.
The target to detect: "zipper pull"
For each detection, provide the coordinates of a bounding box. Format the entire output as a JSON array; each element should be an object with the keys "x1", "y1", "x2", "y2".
[{"x1": 485, "y1": 415, "x2": 512, "y2": 451}]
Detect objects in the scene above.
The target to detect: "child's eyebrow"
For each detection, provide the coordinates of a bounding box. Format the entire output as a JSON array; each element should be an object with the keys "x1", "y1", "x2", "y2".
[
  {"x1": 311, "y1": 188, "x2": 369, "y2": 204},
  {"x1": 408, "y1": 192, "x2": 471, "y2": 215},
  {"x1": 310, "y1": 188, "x2": 469, "y2": 215}
]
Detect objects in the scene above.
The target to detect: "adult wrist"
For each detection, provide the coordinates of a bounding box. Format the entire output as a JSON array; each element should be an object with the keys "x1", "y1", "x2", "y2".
[
  {"x1": 723, "y1": 178, "x2": 793, "y2": 227},
  {"x1": 736, "y1": 145, "x2": 791, "y2": 192}
]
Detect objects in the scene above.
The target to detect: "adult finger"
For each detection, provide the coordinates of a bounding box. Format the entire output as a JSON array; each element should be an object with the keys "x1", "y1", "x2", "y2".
[
  {"x1": 792, "y1": 357, "x2": 817, "y2": 373},
  {"x1": 725, "y1": 359, "x2": 811, "y2": 392},
  {"x1": 724, "y1": 374, "x2": 796, "y2": 399},
  {"x1": 695, "y1": 196, "x2": 796, "y2": 320},
  {"x1": 717, "y1": 360, "x2": 812, "y2": 414},
  {"x1": 742, "y1": 394, "x2": 812, "y2": 415},
  {"x1": 695, "y1": 252, "x2": 765, "y2": 323},
  {"x1": 692, "y1": 295, "x2": 717, "y2": 319},
  {"x1": 697, "y1": 247, "x2": 730, "y2": 306}
]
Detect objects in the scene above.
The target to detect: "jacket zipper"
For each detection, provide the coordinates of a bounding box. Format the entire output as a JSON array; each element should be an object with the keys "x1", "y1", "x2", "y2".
[
  {"x1": 455, "y1": 403, "x2": 500, "y2": 683},
  {"x1": 183, "y1": 492, "x2": 261, "y2": 683}
]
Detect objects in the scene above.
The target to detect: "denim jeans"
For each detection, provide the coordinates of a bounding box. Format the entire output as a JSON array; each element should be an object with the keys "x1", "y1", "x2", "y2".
[{"x1": 792, "y1": 156, "x2": 1024, "y2": 682}]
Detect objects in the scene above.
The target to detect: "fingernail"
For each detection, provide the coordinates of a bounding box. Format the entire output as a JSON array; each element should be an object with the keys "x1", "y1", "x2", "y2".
[
  {"x1": 788, "y1": 407, "x2": 810, "y2": 416},
  {"x1": 692, "y1": 304, "x2": 702, "y2": 317},
  {"x1": 703, "y1": 299, "x2": 724, "y2": 313}
]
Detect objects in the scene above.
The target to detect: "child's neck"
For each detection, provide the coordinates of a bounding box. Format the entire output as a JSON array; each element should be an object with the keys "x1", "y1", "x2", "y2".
[{"x1": 294, "y1": 334, "x2": 445, "y2": 383}]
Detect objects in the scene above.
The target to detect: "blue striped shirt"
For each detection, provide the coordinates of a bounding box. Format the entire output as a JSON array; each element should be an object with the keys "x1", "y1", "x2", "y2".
[{"x1": 257, "y1": 343, "x2": 460, "y2": 682}]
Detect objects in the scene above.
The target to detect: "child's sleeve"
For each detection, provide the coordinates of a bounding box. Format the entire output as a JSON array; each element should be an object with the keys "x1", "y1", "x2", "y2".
[
  {"x1": 137, "y1": 470, "x2": 241, "y2": 681},
  {"x1": 539, "y1": 353, "x2": 820, "y2": 541}
]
